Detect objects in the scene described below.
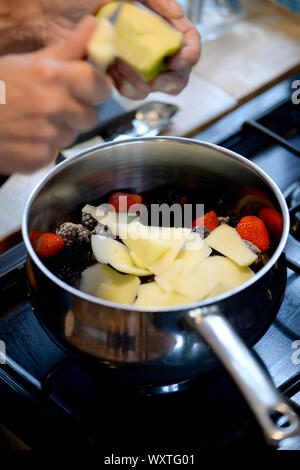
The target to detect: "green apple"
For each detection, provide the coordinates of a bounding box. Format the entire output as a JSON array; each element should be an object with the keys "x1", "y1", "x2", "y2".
[
  {"x1": 91, "y1": 2, "x2": 183, "y2": 82},
  {"x1": 88, "y1": 18, "x2": 117, "y2": 67},
  {"x1": 205, "y1": 224, "x2": 257, "y2": 267}
]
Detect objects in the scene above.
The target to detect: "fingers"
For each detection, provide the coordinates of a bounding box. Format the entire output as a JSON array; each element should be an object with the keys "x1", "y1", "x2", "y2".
[
  {"x1": 34, "y1": 16, "x2": 98, "y2": 61},
  {"x1": 0, "y1": 141, "x2": 57, "y2": 174},
  {"x1": 108, "y1": 61, "x2": 150, "y2": 100},
  {"x1": 109, "y1": 59, "x2": 190, "y2": 99},
  {"x1": 167, "y1": 20, "x2": 201, "y2": 70},
  {"x1": 55, "y1": 60, "x2": 113, "y2": 104},
  {"x1": 140, "y1": 0, "x2": 184, "y2": 19}
]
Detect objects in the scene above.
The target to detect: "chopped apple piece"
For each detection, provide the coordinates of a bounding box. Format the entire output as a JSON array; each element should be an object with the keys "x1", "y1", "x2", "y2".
[
  {"x1": 205, "y1": 224, "x2": 257, "y2": 267},
  {"x1": 80, "y1": 263, "x2": 140, "y2": 304},
  {"x1": 100, "y1": 212, "x2": 138, "y2": 236},
  {"x1": 119, "y1": 222, "x2": 171, "y2": 267},
  {"x1": 196, "y1": 256, "x2": 255, "y2": 294},
  {"x1": 155, "y1": 260, "x2": 217, "y2": 300},
  {"x1": 80, "y1": 263, "x2": 106, "y2": 296},
  {"x1": 130, "y1": 251, "x2": 148, "y2": 270},
  {"x1": 135, "y1": 282, "x2": 164, "y2": 307},
  {"x1": 82, "y1": 204, "x2": 106, "y2": 222},
  {"x1": 119, "y1": 222, "x2": 191, "y2": 273},
  {"x1": 176, "y1": 234, "x2": 212, "y2": 270},
  {"x1": 91, "y1": 235, "x2": 151, "y2": 276},
  {"x1": 152, "y1": 291, "x2": 192, "y2": 307}
]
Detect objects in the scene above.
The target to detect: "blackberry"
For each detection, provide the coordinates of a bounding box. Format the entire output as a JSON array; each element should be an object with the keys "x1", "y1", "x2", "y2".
[
  {"x1": 91, "y1": 223, "x2": 115, "y2": 239},
  {"x1": 59, "y1": 244, "x2": 96, "y2": 271},
  {"x1": 56, "y1": 222, "x2": 90, "y2": 246},
  {"x1": 228, "y1": 213, "x2": 240, "y2": 228},
  {"x1": 82, "y1": 211, "x2": 98, "y2": 230},
  {"x1": 54, "y1": 265, "x2": 82, "y2": 287}
]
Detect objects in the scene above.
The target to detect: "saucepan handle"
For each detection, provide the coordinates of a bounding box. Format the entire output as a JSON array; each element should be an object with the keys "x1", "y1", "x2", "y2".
[{"x1": 183, "y1": 306, "x2": 300, "y2": 446}]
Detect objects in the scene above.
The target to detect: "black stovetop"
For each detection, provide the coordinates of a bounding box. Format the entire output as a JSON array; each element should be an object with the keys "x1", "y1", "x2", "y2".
[{"x1": 0, "y1": 74, "x2": 300, "y2": 453}]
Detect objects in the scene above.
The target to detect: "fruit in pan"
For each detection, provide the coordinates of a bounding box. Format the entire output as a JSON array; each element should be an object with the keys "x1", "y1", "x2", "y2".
[
  {"x1": 119, "y1": 222, "x2": 171, "y2": 267},
  {"x1": 91, "y1": 235, "x2": 151, "y2": 276},
  {"x1": 236, "y1": 216, "x2": 270, "y2": 252},
  {"x1": 36, "y1": 233, "x2": 65, "y2": 258},
  {"x1": 82, "y1": 204, "x2": 106, "y2": 223},
  {"x1": 196, "y1": 256, "x2": 255, "y2": 294},
  {"x1": 80, "y1": 263, "x2": 140, "y2": 304},
  {"x1": 155, "y1": 259, "x2": 217, "y2": 300},
  {"x1": 176, "y1": 235, "x2": 212, "y2": 269},
  {"x1": 258, "y1": 208, "x2": 283, "y2": 241},
  {"x1": 205, "y1": 224, "x2": 257, "y2": 267},
  {"x1": 108, "y1": 192, "x2": 143, "y2": 213},
  {"x1": 135, "y1": 282, "x2": 164, "y2": 306},
  {"x1": 91, "y1": 2, "x2": 183, "y2": 82},
  {"x1": 119, "y1": 222, "x2": 192, "y2": 274},
  {"x1": 100, "y1": 212, "x2": 139, "y2": 236},
  {"x1": 151, "y1": 291, "x2": 193, "y2": 307},
  {"x1": 192, "y1": 210, "x2": 219, "y2": 232}
]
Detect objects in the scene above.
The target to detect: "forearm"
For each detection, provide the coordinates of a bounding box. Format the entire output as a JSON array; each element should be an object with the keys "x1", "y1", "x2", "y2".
[{"x1": 0, "y1": 0, "x2": 45, "y2": 54}]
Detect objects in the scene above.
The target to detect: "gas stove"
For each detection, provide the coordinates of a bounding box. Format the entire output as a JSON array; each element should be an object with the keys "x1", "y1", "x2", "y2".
[{"x1": 0, "y1": 74, "x2": 300, "y2": 453}]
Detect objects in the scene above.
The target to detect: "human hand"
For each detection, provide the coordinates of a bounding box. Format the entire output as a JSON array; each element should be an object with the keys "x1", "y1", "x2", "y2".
[
  {"x1": 0, "y1": 16, "x2": 112, "y2": 174},
  {"x1": 108, "y1": 0, "x2": 201, "y2": 99}
]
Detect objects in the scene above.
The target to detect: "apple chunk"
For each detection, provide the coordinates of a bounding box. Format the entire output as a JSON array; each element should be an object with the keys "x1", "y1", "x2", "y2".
[
  {"x1": 155, "y1": 260, "x2": 217, "y2": 300},
  {"x1": 119, "y1": 222, "x2": 191, "y2": 273},
  {"x1": 205, "y1": 224, "x2": 257, "y2": 267},
  {"x1": 135, "y1": 282, "x2": 164, "y2": 307},
  {"x1": 91, "y1": 235, "x2": 151, "y2": 276},
  {"x1": 196, "y1": 256, "x2": 255, "y2": 295},
  {"x1": 176, "y1": 234, "x2": 212, "y2": 270},
  {"x1": 152, "y1": 292, "x2": 193, "y2": 307},
  {"x1": 80, "y1": 263, "x2": 140, "y2": 304}
]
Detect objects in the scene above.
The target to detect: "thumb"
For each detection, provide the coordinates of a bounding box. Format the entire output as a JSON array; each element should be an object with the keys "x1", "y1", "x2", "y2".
[{"x1": 38, "y1": 16, "x2": 98, "y2": 61}]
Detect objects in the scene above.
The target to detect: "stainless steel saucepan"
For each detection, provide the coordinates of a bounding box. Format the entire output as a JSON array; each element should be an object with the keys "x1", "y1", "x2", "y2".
[{"x1": 22, "y1": 137, "x2": 300, "y2": 445}]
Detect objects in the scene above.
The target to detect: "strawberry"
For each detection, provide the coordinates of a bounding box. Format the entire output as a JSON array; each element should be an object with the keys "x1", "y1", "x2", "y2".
[
  {"x1": 180, "y1": 196, "x2": 188, "y2": 207},
  {"x1": 29, "y1": 230, "x2": 41, "y2": 249},
  {"x1": 36, "y1": 233, "x2": 65, "y2": 258},
  {"x1": 258, "y1": 208, "x2": 283, "y2": 241},
  {"x1": 192, "y1": 210, "x2": 219, "y2": 232},
  {"x1": 108, "y1": 192, "x2": 143, "y2": 213},
  {"x1": 236, "y1": 216, "x2": 270, "y2": 252}
]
